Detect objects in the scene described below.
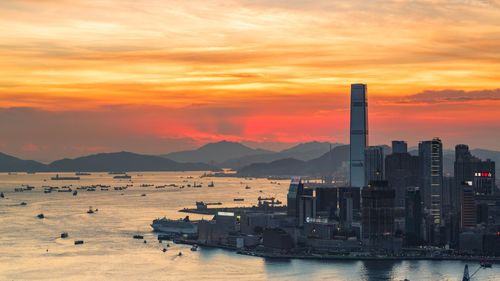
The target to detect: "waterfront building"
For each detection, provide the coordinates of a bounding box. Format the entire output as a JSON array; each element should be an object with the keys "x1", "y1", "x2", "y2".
[
  {"x1": 315, "y1": 187, "x2": 337, "y2": 219},
  {"x1": 350, "y1": 83, "x2": 368, "y2": 188},
  {"x1": 339, "y1": 187, "x2": 361, "y2": 210},
  {"x1": 361, "y1": 181, "x2": 395, "y2": 242},
  {"x1": 419, "y1": 138, "x2": 443, "y2": 225},
  {"x1": 298, "y1": 195, "x2": 316, "y2": 227},
  {"x1": 339, "y1": 192, "x2": 353, "y2": 228},
  {"x1": 365, "y1": 146, "x2": 384, "y2": 185},
  {"x1": 287, "y1": 177, "x2": 304, "y2": 220},
  {"x1": 405, "y1": 187, "x2": 422, "y2": 246},
  {"x1": 385, "y1": 148, "x2": 419, "y2": 208}
]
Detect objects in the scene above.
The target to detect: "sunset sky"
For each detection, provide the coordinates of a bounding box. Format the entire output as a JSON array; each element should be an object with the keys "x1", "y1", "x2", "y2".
[{"x1": 0, "y1": 0, "x2": 499, "y2": 161}]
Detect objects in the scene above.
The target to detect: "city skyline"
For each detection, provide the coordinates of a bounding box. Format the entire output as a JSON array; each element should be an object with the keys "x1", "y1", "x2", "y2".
[{"x1": 1, "y1": 0, "x2": 499, "y2": 161}]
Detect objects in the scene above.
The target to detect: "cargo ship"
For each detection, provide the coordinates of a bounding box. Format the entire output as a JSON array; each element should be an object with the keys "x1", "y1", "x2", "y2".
[
  {"x1": 113, "y1": 174, "x2": 132, "y2": 179},
  {"x1": 151, "y1": 216, "x2": 198, "y2": 236}
]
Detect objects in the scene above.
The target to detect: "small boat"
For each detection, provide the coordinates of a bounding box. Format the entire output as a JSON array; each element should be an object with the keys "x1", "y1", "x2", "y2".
[
  {"x1": 75, "y1": 172, "x2": 91, "y2": 176},
  {"x1": 87, "y1": 207, "x2": 95, "y2": 214},
  {"x1": 133, "y1": 234, "x2": 144, "y2": 239},
  {"x1": 178, "y1": 252, "x2": 182, "y2": 256},
  {"x1": 73, "y1": 191, "x2": 78, "y2": 196},
  {"x1": 0, "y1": 192, "x2": 4, "y2": 198},
  {"x1": 190, "y1": 244, "x2": 198, "y2": 251},
  {"x1": 74, "y1": 240, "x2": 84, "y2": 245},
  {"x1": 162, "y1": 248, "x2": 167, "y2": 252},
  {"x1": 245, "y1": 185, "x2": 251, "y2": 189},
  {"x1": 20, "y1": 202, "x2": 27, "y2": 206},
  {"x1": 208, "y1": 181, "x2": 215, "y2": 187},
  {"x1": 233, "y1": 198, "x2": 244, "y2": 202},
  {"x1": 37, "y1": 213, "x2": 45, "y2": 219},
  {"x1": 143, "y1": 240, "x2": 147, "y2": 244},
  {"x1": 61, "y1": 232, "x2": 69, "y2": 238},
  {"x1": 141, "y1": 193, "x2": 146, "y2": 197}
]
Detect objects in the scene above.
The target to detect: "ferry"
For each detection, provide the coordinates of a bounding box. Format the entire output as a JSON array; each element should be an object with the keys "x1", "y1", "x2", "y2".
[
  {"x1": 151, "y1": 216, "x2": 198, "y2": 236},
  {"x1": 51, "y1": 174, "x2": 80, "y2": 181},
  {"x1": 113, "y1": 175, "x2": 132, "y2": 179}
]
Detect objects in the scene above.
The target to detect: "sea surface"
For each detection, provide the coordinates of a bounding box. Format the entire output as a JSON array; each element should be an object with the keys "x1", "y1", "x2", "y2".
[{"x1": 0, "y1": 172, "x2": 498, "y2": 281}]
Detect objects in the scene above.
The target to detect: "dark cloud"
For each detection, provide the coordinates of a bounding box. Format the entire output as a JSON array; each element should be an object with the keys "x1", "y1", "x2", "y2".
[{"x1": 396, "y1": 89, "x2": 500, "y2": 104}]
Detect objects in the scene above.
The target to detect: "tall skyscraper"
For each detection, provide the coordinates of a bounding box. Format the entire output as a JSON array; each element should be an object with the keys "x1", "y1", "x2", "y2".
[
  {"x1": 385, "y1": 142, "x2": 419, "y2": 208},
  {"x1": 419, "y1": 138, "x2": 443, "y2": 225},
  {"x1": 361, "y1": 180, "x2": 395, "y2": 241},
  {"x1": 365, "y1": 146, "x2": 384, "y2": 185},
  {"x1": 287, "y1": 177, "x2": 304, "y2": 220},
  {"x1": 350, "y1": 84, "x2": 368, "y2": 188}
]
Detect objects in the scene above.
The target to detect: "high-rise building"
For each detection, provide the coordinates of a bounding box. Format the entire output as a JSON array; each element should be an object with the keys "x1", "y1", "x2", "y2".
[
  {"x1": 385, "y1": 143, "x2": 419, "y2": 208},
  {"x1": 419, "y1": 138, "x2": 443, "y2": 225},
  {"x1": 339, "y1": 191, "x2": 354, "y2": 228},
  {"x1": 315, "y1": 187, "x2": 337, "y2": 218},
  {"x1": 405, "y1": 187, "x2": 423, "y2": 246},
  {"x1": 461, "y1": 185, "x2": 476, "y2": 229},
  {"x1": 287, "y1": 177, "x2": 304, "y2": 220},
  {"x1": 392, "y1": 140, "x2": 408, "y2": 154},
  {"x1": 365, "y1": 146, "x2": 384, "y2": 185},
  {"x1": 473, "y1": 159, "x2": 496, "y2": 195},
  {"x1": 350, "y1": 84, "x2": 368, "y2": 188},
  {"x1": 361, "y1": 181, "x2": 395, "y2": 241}
]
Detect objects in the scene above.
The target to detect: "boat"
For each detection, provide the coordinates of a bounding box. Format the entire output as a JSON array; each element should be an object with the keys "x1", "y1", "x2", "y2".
[
  {"x1": 480, "y1": 261, "x2": 493, "y2": 268},
  {"x1": 178, "y1": 252, "x2": 182, "y2": 256},
  {"x1": 108, "y1": 171, "x2": 126, "y2": 175},
  {"x1": 193, "y1": 182, "x2": 202, "y2": 188},
  {"x1": 133, "y1": 234, "x2": 144, "y2": 239},
  {"x1": 190, "y1": 244, "x2": 198, "y2": 251},
  {"x1": 44, "y1": 188, "x2": 52, "y2": 193},
  {"x1": 14, "y1": 187, "x2": 24, "y2": 192},
  {"x1": 208, "y1": 181, "x2": 215, "y2": 187},
  {"x1": 157, "y1": 234, "x2": 173, "y2": 241},
  {"x1": 141, "y1": 193, "x2": 146, "y2": 197},
  {"x1": 151, "y1": 216, "x2": 198, "y2": 236},
  {"x1": 0, "y1": 192, "x2": 4, "y2": 198},
  {"x1": 86, "y1": 187, "x2": 96, "y2": 191},
  {"x1": 73, "y1": 190, "x2": 78, "y2": 196},
  {"x1": 37, "y1": 213, "x2": 45, "y2": 219},
  {"x1": 20, "y1": 202, "x2": 27, "y2": 206},
  {"x1": 75, "y1": 172, "x2": 91, "y2": 176},
  {"x1": 113, "y1": 175, "x2": 132, "y2": 179},
  {"x1": 51, "y1": 174, "x2": 80, "y2": 181},
  {"x1": 61, "y1": 232, "x2": 68, "y2": 238},
  {"x1": 74, "y1": 240, "x2": 84, "y2": 245},
  {"x1": 100, "y1": 187, "x2": 109, "y2": 191},
  {"x1": 87, "y1": 207, "x2": 95, "y2": 214},
  {"x1": 245, "y1": 185, "x2": 251, "y2": 189},
  {"x1": 58, "y1": 188, "x2": 72, "y2": 192},
  {"x1": 233, "y1": 198, "x2": 244, "y2": 202}
]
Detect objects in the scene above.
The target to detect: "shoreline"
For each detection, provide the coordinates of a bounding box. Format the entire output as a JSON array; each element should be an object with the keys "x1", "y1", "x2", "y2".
[{"x1": 172, "y1": 239, "x2": 500, "y2": 263}]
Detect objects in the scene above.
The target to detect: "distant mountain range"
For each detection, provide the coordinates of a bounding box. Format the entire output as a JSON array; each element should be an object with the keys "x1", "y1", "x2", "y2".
[
  {"x1": 0, "y1": 152, "x2": 217, "y2": 172},
  {"x1": 1, "y1": 141, "x2": 498, "y2": 176},
  {"x1": 162, "y1": 140, "x2": 273, "y2": 164},
  {"x1": 163, "y1": 140, "x2": 343, "y2": 168}
]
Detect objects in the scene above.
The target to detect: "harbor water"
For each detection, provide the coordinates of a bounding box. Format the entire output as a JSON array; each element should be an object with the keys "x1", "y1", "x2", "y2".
[{"x1": 0, "y1": 172, "x2": 498, "y2": 281}]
